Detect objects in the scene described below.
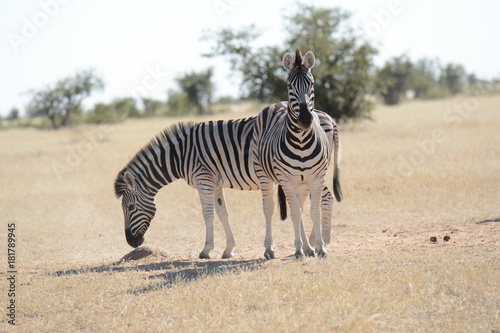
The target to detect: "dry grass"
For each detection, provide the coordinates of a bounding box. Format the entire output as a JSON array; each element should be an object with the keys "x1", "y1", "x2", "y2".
[{"x1": 0, "y1": 95, "x2": 499, "y2": 332}]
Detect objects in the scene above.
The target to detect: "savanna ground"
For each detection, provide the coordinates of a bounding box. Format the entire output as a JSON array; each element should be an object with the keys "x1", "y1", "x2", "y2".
[{"x1": 0, "y1": 95, "x2": 499, "y2": 332}]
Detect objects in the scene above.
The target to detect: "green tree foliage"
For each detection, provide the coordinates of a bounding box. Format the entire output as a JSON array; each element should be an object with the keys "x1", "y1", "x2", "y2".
[
  {"x1": 175, "y1": 68, "x2": 214, "y2": 115},
  {"x1": 141, "y1": 97, "x2": 164, "y2": 117},
  {"x1": 85, "y1": 103, "x2": 121, "y2": 124},
  {"x1": 112, "y1": 97, "x2": 139, "y2": 118},
  {"x1": 204, "y1": 5, "x2": 378, "y2": 121},
  {"x1": 85, "y1": 98, "x2": 139, "y2": 124},
  {"x1": 376, "y1": 57, "x2": 472, "y2": 104},
  {"x1": 166, "y1": 89, "x2": 191, "y2": 116},
  {"x1": 411, "y1": 58, "x2": 440, "y2": 99},
  {"x1": 375, "y1": 55, "x2": 414, "y2": 105},
  {"x1": 203, "y1": 28, "x2": 287, "y2": 102},
  {"x1": 27, "y1": 70, "x2": 104, "y2": 129},
  {"x1": 440, "y1": 63, "x2": 466, "y2": 95}
]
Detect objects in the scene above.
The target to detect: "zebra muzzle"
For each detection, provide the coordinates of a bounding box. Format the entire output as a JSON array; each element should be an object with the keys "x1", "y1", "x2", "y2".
[
  {"x1": 125, "y1": 228, "x2": 144, "y2": 248},
  {"x1": 298, "y1": 103, "x2": 312, "y2": 130}
]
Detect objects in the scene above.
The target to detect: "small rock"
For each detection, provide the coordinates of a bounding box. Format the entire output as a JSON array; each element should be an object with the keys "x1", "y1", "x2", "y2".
[
  {"x1": 430, "y1": 236, "x2": 437, "y2": 243},
  {"x1": 443, "y1": 235, "x2": 451, "y2": 242}
]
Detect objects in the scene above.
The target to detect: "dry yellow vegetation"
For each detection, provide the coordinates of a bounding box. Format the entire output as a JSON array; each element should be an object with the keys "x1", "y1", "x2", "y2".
[{"x1": 0, "y1": 95, "x2": 499, "y2": 332}]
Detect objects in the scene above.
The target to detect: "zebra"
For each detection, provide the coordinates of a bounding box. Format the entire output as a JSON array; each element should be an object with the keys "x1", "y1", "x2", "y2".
[
  {"x1": 252, "y1": 49, "x2": 342, "y2": 259},
  {"x1": 114, "y1": 119, "x2": 256, "y2": 259},
  {"x1": 114, "y1": 116, "x2": 337, "y2": 259}
]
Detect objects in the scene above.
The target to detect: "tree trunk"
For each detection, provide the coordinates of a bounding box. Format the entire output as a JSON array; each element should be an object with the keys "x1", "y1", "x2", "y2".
[
  {"x1": 49, "y1": 114, "x2": 59, "y2": 130},
  {"x1": 61, "y1": 109, "x2": 71, "y2": 127}
]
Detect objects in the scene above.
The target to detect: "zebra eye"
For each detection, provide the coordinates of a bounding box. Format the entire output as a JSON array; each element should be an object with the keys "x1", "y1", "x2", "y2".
[{"x1": 127, "y1": 204, "x2": 135, "y2": 211}]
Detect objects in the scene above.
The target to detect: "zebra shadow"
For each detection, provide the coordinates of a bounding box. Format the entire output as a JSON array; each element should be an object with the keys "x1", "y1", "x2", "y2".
[
  {"x1": 52, "y1": 249, "x2": 268, "y2": 295},
  {"x1": 128, "y1": 258, "x2": 268, "y2": 295}
]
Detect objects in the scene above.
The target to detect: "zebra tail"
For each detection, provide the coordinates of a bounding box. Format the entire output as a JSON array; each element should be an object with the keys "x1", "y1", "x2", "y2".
[
  {"x1": 333, "y1": 124, "x2": 343, "y2": 203},
  {"x1": 278, "y1": 185, "x2": 287, "y2": 220},
  {"x1": 333, "y1": 167, "x2": 342, "y2": 202}
]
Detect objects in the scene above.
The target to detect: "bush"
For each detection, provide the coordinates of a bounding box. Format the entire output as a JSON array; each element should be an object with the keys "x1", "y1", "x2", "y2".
[
  {"x1": 164, "y1": 90, "x2": 193, "y2": 116},
  {"x1": 85, "y1": 103, "x2": 126, "y2": 124}
]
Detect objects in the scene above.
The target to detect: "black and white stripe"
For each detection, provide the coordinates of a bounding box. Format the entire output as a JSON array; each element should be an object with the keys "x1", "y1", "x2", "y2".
[{"x1": 253, "y1": 49, "x2": 342, "y2": 259}]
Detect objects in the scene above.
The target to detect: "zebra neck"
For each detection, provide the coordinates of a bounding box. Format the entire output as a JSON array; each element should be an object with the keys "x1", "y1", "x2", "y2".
[
  {"x1": 285, "y1": 105, "x2": 312, "y2": 143},
  {"x1": 128, "y1": 137, "x2": 186, "y2": 196},
  {"x1": 286, "y1": 104, "x2": 302, "y2": 134}
]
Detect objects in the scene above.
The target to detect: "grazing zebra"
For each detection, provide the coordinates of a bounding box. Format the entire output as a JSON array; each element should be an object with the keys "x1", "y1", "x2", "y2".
[
  {"x1": 115, "y1": 118, "x2": 257, "y2": 259},
  {"x1": 252, "y1": 49, "x2": 342, "y2": 259},
  {"x1": 114, "y1": 116, "x2": 336, "y2": 259}
]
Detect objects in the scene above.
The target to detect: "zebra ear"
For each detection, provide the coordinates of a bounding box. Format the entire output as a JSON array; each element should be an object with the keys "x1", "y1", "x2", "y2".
[
  {"x1": 124, "y1": 171, "x2": 137, "y2": 191},
  {"x1": 282, "y1": 52, "x2": 294, "y2": 71},
  {"x1": 303, "y1": 51, "x2": 315, "y2": 69}
]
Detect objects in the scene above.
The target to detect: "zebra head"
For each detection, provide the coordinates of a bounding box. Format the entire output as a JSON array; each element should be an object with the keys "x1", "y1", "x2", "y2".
[
  {"x1": 115, "y1": 169, "x2": 156, "y2": 248},
  {"x1": 282, "y1": 49, "x2": 316, "y2": 130}
]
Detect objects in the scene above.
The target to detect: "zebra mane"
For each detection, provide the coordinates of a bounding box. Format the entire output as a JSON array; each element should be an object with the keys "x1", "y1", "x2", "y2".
[
  {"x1": 114, "y1": 121, "x2": 196, "y2": 198},
  {"x1": 294, "y1": 48, "x2": 302, "y2": 68}
]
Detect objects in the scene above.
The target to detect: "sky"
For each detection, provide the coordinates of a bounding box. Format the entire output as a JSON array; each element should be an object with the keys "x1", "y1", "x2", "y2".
[{"x1": 1, "y1": 0, "x2": 498, "y2": 116}]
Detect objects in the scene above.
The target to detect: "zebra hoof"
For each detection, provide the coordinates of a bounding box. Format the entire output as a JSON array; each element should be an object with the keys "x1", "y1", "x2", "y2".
[
  {"x1": 317, "y1": 250, "x2": 328, "y2": 258},
  {"x1": 294, "y1": 251, "x2": 305, "y2": 260},
  {"x1": 221, "y1": 252, "x2": 233, "y2": 259},
  {"x1": 305, "y1": 249, "x2": 317, "y2": 257},
  {"x1": 199, "y1": 252, "x2": 210, "y2": 259},
  {"x1": 264, "y1": 250, "x2": 275, "y2": 260}
]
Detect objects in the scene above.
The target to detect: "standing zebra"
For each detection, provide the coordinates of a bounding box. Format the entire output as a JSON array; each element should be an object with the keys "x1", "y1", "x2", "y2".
[
  {"x1": 114, "y1": 115, "x2": 336, "y2": 259},
  {"x1": 253, "y1": 49, "x2": 342, "y2": 259}
]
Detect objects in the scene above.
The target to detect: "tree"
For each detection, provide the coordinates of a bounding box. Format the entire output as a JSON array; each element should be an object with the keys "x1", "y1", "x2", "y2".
[
  {"x1": 166, "y1": 89, "x2": 191, "y2": 115},
  {"x1": 112, "y1": 97, "x2": 139, "y2": 118},
  {"x1": 440, "y1": 63, "x2": 466, "y2": 95},
  {"x1": 85, "y1": 103, "x2": 120, "y2": 124},
  {"x1": 204, "y1": 5, "x2": 378, "y2": 121},
  {"x1": 7, "y1": 107, "x2": 19, "y2": 121},
  {"x1": 176, "y1": 68, "x2": 214, "y2": 115},
  {"x1": 467, "y1": 73, "x2": 478, "y2": 86},
  {"x1": 410, "y1": 58, "x2": 440, "y2": 99},
  {"x1": 27, "y1": 70, "x2": 104, "y2": 129},
  {"x1": 84, "y1": 98, "x2": 139, "y2": 124},
  {"x1": 141, "y1": 97, "x2": 164, "y2": 117},
  {"x1": 375, "y1": 55, "x2": 414, "y2": 105},
  {"x1": 203, "y1": 28, "x2": 287, "y2": 102}
]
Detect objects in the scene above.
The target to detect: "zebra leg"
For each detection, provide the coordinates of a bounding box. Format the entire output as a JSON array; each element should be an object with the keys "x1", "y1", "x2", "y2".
[
  {"x1": 281, "y1": 185, "x2": 305, "y2": 259},
  {"x1": 309, "y1": 186, "x2": 333, "y2": 247},
  {"x1": 214, "y1": 188, "x2": 236, "y2": 259},
  {"x1": 298, "y1": 190, "x2": 316, "y2": 257},
  {"x1": 198, "y1": 185, "x2": 216, "y2": 259},
  {"x1": 310, "y1": 182, "x2": 327, "y2": 258},
  {"x1": 260, "y1": 179, "x2": 275, "y2": 260}
]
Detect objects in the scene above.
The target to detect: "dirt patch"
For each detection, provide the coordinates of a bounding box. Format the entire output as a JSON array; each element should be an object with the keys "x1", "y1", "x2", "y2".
[
  {"x1": 120, "y1": 246, "x2": 169, "y2": 262},
  {"x1": 114, "y1": 221, "x2": 499, "y2": 265}
]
